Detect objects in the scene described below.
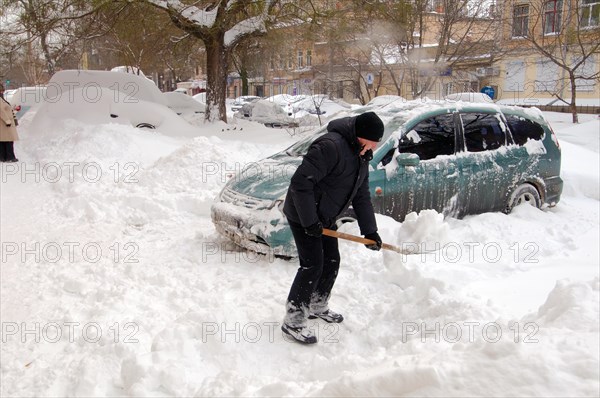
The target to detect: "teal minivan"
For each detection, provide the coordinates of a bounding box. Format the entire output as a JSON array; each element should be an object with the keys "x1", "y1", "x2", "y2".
[{"x1": 211, "y1": 100, "x2": 562, "y2": 257}]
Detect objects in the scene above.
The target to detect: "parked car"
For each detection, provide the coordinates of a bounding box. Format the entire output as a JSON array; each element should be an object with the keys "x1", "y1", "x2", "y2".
[
  {"x1": 163, "y1": 91, "x2": 205, "y2": 115},
  {"x1": 47, "y1": 70, "x2": 197, "y2": 116},
  {"x1": 193, "y1": 92, "x2": 206, "y2": 104},
  {"x1": 211, "y1": 100, "x2": 562, "y2": 257},
  {"x1": 231, "y1": 96, "x2": 261, "y2": 112},
  {"x1": 264, "y1": 94, "x2": 307, "y2": 116},
  {"x1": 234, "y1": 99, "x2": 299, "y2": 128},
  {"x1": 29, "y1": 86, "x2": 200, "y2": 137},
  {"x1": 292, "y1": 94, "x2": 351, "y2": 116},
  {"x1": 3, "y1": 89, "x2": 17, "y2": 104}
]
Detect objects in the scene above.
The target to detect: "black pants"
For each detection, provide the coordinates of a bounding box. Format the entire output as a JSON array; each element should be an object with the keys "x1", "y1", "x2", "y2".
[
  {"x1": 0, "y1": 142, "x2": 16, "y2": 161},
  {"x1": 284, "y1": 220, "x2": 340, "y2": 327}
]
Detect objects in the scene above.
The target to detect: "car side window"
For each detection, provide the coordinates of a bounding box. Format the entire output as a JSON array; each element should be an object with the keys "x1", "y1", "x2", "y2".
[
  {"x1": 504, "y1": 114, "x2": 545, "y2": 145},
  {"x1": 397, "y1": 114, "x2": 455, "y2": 161},
  {"x1": 461, "y1": 113, "x2": 506, "y2": 152}
]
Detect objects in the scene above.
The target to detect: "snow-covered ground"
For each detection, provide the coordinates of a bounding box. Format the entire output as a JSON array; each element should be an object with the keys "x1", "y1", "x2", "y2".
[{"x1": 1, "y1": 109, "x2": 598, "y2": 397}]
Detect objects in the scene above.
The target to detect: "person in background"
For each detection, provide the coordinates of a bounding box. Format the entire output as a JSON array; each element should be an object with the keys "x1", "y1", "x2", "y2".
[
  {"x1": 0, "y1": 83, "x2": 19, "y2": 162},
  {"x1": 281, "y1": 111, "x2": 385, "y2": 344}
]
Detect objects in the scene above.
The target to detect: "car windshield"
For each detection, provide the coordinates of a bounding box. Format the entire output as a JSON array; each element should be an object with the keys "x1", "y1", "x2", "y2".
[
  {"x1": 285, "y1": 127, "x2": 328, "y2": 156},
  {"x1": 285, "y1": 112, "x2": 410, "y2": 157}
]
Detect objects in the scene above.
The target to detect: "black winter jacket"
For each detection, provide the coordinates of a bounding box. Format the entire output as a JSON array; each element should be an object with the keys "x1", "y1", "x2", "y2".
[{"x1": 283, "y1": 115, "x2": 378, "y2": 235}]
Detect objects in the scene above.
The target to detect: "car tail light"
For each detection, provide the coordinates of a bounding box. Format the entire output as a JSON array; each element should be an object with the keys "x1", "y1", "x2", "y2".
[{"x1": 14, "y1": 105, "x2": 21, "y2": 111}]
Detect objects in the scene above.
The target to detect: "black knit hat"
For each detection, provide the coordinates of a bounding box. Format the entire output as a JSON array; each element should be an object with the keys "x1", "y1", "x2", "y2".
[{"x1": 355, "y1": 111, "x2": 384, "y2": 142}]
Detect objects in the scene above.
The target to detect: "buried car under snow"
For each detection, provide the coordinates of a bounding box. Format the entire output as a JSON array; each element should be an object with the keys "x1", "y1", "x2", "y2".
[{"x1": 211, "y1": 100, "x2": 562, "y2": 257}]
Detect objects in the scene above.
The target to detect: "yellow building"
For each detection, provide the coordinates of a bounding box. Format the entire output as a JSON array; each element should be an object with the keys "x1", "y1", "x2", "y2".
[{"x1": 488, "y1": 0, "x2": 599, "y2": 109}]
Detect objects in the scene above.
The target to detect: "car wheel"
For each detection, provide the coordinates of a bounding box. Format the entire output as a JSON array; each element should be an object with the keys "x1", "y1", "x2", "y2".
[
  {"x1": 506, "y1": 184, "x2": 541, "y2": 213},
  {"x1": 136, "y1": 123, "x2": 156, "y2": 129}
]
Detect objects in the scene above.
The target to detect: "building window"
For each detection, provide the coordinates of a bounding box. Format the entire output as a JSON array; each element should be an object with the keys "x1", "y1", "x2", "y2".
[
  {"x1": 297, "y1": 50, "x2": 303, "y2": 68},
  {"x1": 581, "y1": 0, "x2": 600, "y2": 27},
  {"x1": 574, "y1": 56, "x2": 597, "y2": 91},
  {"x1": 306, "y1": 50, "x2": 312, "y2": 67},
  {"x1": 512, "y1": 4, "x2": 529, "y2": 37},
  {"x1": 544, "y1": 0, "x2": 562, "y2": 34},
  {"x1": 288, "y1": 51, "x2": 293, "y2": 69},
  {"x1": 427, "y1": 0, "x2": 444, "y2": 13}
]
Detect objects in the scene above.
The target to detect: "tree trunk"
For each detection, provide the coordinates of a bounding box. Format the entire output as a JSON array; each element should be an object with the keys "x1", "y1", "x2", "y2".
[
  {"x1": 569, "y1": 72, "x2": 579, "y2": 124},
  {"x1": 39, "y1": 31, "x2": 55, "y2": 77},
  {"x1": 240, "y1": 67, "x2": 249, "y2": 96},
  {"x1": 205, "y1": 37, "x2": 229, "y2": 122}
]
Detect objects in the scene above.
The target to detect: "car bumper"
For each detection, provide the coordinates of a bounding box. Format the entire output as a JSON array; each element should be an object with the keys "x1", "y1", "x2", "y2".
[
  {"x1": 211, "y1": 201, "x2": 297, "y2": 257},
  {"x1": 544, "y1": 175, "x2": 563, "y2": 206}
]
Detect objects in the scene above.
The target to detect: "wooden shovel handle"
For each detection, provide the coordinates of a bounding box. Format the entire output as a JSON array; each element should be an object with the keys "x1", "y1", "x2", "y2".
[{"x1": 322, "y1": 228, "x2": 408, "y2": 254}]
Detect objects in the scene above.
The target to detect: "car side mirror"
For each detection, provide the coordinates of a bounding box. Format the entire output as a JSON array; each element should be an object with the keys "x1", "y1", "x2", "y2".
[{"x1": 396, "y1": 152, "x2": 420, "y2": 167}]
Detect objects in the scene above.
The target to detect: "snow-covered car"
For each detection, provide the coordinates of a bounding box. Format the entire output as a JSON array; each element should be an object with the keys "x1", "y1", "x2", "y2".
[
  {"x1": 3, "y1": 89, "x2": 17, "y2": 104},
  {"x1": 8, "y1": 86, "x2": 48, "y2": 120},
  {"x1": 47, "y1": 70, "x2": 196, "y2": 116},
  {"x1": 111, "y1": 65, "x2": 148, "y2": 78},
  {"x1": 29, "y1": 86, "x2": 200, "y2": 137},
  {"x1": 212, "y1": 100, "x2": 563, "y2": 257},
  {"x1": 193, "y1": 92, "x2": 206, "y2": 104},
  {"x1": 49, "y1": 69, "x2": 166, "y2": 103},
  {"x1": 234, "y1": 99, "x2": 299, "y2": 128},
  {"x1": 163, "y1": 92, "x2": 205, "y2": 115},
  {"x1": 292, "y1": 94, "x2": 351, "y2": 116},
  {"x1": 444, "y1": 92, "x2": 494, "y2": 103},
  {"x1": 264, "y1": 94, "x2": 307, "y2": 116},
  {"x1": 231, "y1": 96, "x2": 261, "y2": 112}
]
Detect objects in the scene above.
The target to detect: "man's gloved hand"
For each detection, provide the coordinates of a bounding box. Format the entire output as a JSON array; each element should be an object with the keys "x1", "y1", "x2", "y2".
[
  {"x1": 304, "y1": 221, "x2": 323, "y2": 237},
  {"x1": 360, "y1": 148, "x2": 373, "y2": 162},
  {"x1": 364, "y1": 232, "x2": 382, "y2": 251}
]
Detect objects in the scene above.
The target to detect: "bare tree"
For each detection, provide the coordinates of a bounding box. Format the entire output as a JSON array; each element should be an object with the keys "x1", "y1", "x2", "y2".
[
  {"x1": 135, "y1": 0, "x2": 294, "y2": 122},
  {"x1": 0, "y1": 0, "x2": 108, "y2": 81},
  {"x1": 92, "y1": 2, "x2": 204, "y2": 87},
  {"x1": 506, "y1": 0, "x2": 600, "y2": 123}
]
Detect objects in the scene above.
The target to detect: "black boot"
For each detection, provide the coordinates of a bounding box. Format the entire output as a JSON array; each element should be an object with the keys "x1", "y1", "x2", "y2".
[
  {"x1": 281, "y1": 323, "x2": 317, "y2": 344},
  {"x1": 308, "y1": 309, "x2": 344, "y2": 323}
]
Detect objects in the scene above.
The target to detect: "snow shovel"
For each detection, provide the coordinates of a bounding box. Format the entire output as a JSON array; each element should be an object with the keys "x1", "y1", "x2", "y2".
[{"x1": 322, "y1": 228, "x2": 417, "y2": 255}]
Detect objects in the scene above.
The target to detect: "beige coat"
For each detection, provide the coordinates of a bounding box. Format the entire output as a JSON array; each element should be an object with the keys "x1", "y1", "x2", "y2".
[{"x1": 0, "y1": 97, "x2": 19, "y2": 142}]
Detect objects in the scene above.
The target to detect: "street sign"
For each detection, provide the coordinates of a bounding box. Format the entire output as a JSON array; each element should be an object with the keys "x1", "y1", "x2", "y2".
[
  {"x1": 481, "y1": 86, "x2": 496, "y2": 99},
  {"x1": 5, "y1": 80, "x2": 10, "y2": 88},
  {"x1": 366, "y1": 73, "x2": 374, "y2": 85}
]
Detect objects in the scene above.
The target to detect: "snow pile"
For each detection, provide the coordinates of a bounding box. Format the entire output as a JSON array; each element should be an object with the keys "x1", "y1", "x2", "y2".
[
  {"x1": 557, "y1": 120, "x2": 600, "y2": 200},
  {"x1": 532, "y1": 278, "x2": 599, "y2": 329}
]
